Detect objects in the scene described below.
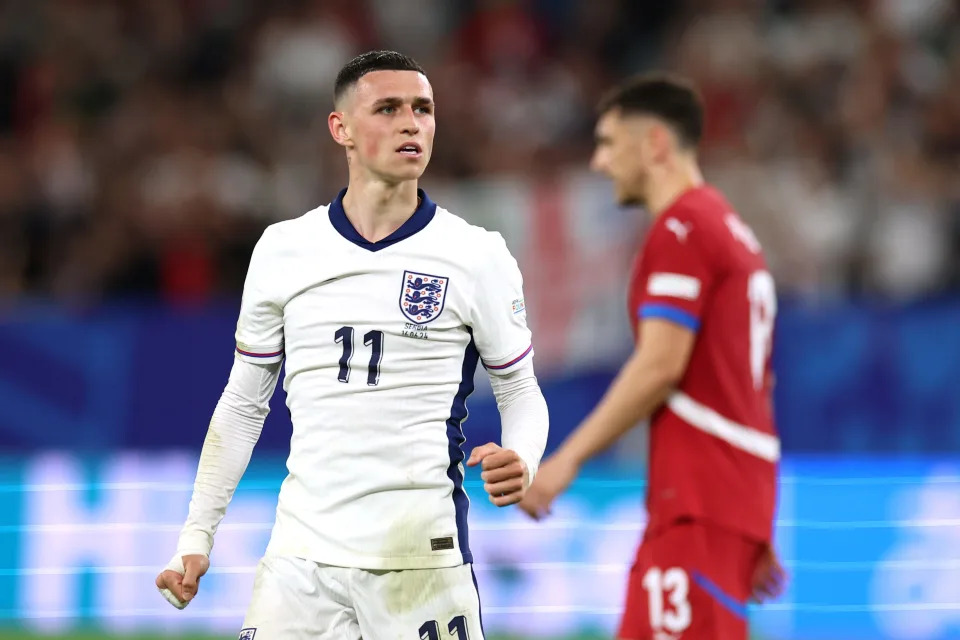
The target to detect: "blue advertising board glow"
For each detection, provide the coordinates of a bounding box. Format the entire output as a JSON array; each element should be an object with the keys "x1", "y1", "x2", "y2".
[
  {"x1": 4, "y1": 297, "x2": 960, "y2": 453},
  {"x1": 0, "y1": 454, "x2": 957, "y2": 639}
]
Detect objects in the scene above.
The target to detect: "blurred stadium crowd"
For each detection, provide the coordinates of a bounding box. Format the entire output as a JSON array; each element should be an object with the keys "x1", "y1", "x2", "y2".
[{"x1": 0, "y1": 0, "x2": 958, "y2": 303}]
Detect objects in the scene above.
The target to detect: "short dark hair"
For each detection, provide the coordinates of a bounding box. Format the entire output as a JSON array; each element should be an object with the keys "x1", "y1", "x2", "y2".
[
  {"x1": 597, "y1": 74, "x2": 704, "y2": 148},
  {"x1": 334, "y1": 50, "x2": 426, "y2": 106}
]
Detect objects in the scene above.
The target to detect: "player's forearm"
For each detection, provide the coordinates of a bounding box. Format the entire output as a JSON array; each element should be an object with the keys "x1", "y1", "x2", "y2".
[
  {"x1": 177, "y1": 358, "x2": 280, "y2": 557},
  {"x1": 558, "y1": 351, "x2": 677, "y2": 467},
  {"x1": 490, "y1": 360, "x2": 549, "y2": 484}
]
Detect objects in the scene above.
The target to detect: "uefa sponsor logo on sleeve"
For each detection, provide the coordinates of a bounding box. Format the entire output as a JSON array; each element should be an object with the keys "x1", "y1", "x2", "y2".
[{"x1": 238, "y1": 628, "x2": 257, "y2": 640}]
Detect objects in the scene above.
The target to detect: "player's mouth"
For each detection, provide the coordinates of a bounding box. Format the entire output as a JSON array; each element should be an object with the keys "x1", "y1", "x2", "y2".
[{"x1": 396, "y1": 142, "x2": 423, "y2": 158}]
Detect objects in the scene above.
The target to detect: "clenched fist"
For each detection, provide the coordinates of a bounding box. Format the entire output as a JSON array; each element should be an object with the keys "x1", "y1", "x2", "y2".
[
  {"x1": 466, "y1": 442, "x2": 528, "y2": 507},
  {"x1": 155, "y1": 553, "x2": 210, "y2": 609}
]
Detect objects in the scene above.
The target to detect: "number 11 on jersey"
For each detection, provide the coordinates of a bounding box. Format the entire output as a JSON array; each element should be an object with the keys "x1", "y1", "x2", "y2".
[
  {"x1": 335, "y1": 326, "x2": 384, "y2": 386},
  {"x1": 420, "y1": 616, "x2": 469, "y2": 640}
]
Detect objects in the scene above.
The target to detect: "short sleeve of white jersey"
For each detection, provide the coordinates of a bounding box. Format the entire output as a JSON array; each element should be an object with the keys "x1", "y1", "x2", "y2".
[
  {"x1": 235, "y1": 228, "x2": 285, "y2": 364},
  {"x1": 469, "y1": 232, "x2": 533, "y2": 376}
]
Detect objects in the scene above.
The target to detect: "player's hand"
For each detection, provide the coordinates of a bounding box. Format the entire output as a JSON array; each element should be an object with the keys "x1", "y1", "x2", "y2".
[
  {"x1": 750, "y1": 544, "x2": 787, "y2": 602},
  {"x1": 517, "y1": 453, "x2": 579, "y2": 521},
  {"x1": 155, "y1": 554, "x2": 210, "y2": 609},
  {"x1": 466, "y1": 443, "x2": 529, "y2": 507}
]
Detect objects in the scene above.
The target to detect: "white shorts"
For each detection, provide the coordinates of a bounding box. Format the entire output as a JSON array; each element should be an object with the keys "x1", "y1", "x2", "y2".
[{"x1": 238, "y1": 555, "x2": 485, "y2": 640}]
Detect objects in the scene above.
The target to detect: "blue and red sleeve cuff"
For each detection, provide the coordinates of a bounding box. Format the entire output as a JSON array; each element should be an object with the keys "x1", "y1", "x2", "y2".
[
  {"x1": 236, "y1": 347, "x2": 283, "y2": 358},
  {"x1": 235, "y1": 344, "x2": 284, "y2": 363},
  {"x1": 483, "y1": 344, "x2": 533, "y2": 372},
  {"x1": 638, "y1": 303, "x2": 700, "y2": 331}
]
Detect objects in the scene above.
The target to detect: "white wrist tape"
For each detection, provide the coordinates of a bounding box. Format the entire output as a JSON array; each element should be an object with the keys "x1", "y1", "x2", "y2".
[{"x1": 158, "y1": 554, "x2": 188, "y2": 610}]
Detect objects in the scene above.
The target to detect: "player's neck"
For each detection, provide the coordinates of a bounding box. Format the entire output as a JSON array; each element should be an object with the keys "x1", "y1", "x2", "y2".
[
  {"x1": 646, "y1": 157, "x2": 704, "y2": 218},
  {"x1": 341, "y1": 177, "x2": 421, "y2": 243}
]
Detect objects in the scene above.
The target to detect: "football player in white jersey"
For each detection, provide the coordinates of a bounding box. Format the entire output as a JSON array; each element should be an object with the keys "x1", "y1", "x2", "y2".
[{"x1": 154, "y1": 50, "x2": 550, "y2": 639}]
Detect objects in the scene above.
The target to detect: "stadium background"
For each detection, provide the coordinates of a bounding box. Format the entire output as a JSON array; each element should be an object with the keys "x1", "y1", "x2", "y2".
[{"x1": 1, "y1": 0, "x2": 959, "y2": 639}]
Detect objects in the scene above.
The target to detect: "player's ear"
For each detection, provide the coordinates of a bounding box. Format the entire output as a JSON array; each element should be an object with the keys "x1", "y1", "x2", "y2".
[
  {"x1": 328, "y1": 111, "x2": 353, "y2": 148},
  {"x1": 648, "y1": 121, "x2": 674, "y2": 161}
]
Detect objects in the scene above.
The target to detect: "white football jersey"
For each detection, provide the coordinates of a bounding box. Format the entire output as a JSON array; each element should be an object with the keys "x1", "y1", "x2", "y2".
[{"x1": 235, "y1": 189, "x2": 533, "y2": 570}]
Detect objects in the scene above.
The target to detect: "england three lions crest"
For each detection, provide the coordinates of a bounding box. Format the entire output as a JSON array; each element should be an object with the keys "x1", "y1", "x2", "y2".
[{"x1": 400, "y1": 270, "x2": 449, "y2": 324}]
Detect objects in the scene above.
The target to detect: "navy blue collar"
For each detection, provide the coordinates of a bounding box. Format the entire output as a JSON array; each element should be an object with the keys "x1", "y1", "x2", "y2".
[{"x1": 329, "y1": 187, "x2": 437, "y2": 252}]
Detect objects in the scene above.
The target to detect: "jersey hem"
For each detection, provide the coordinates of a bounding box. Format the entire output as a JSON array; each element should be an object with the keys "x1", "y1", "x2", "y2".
[
  {"x1": 645, "y1": 512, "x2": 773, "y2": 545},
  {"x1": 265, "y1": 540, "x2": 473, "y2": 570}
]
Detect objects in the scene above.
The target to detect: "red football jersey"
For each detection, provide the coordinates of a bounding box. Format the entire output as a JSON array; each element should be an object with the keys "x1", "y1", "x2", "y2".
[{"x1": 628, "y1": 185, "x2": 779, "y2": 543}]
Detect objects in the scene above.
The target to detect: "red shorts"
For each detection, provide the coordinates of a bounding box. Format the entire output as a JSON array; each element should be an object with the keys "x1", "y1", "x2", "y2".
[{"x1": 617, "y1": 519, "x2": 763, "y2": 640}]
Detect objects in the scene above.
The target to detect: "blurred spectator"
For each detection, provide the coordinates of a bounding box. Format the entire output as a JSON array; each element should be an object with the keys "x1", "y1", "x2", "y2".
[{"x1": 0, "y1": 0, "x2": 957, "y2": 302}]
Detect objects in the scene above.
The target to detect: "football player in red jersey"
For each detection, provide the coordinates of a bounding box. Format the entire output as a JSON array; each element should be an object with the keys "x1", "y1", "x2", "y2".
[{"x1": 519, "y1": 75, "x2": 786, "y2": 639}]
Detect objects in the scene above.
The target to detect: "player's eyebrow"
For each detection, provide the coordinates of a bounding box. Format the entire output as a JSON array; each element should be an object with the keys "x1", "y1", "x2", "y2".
[
  {"x1": 371, "y1": 97, "x2": 402, "y2": 109},
  {"x1": 371, "y1": 96, "x2": 434, "y2": 110}
]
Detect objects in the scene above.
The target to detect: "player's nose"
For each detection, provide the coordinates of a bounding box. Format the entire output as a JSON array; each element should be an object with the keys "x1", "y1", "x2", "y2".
[
  {"x1": 589, "y1": 151, "x2": 605, "y2": 173},
  {"x1": 399, "y1": 106, "x2": 420, "y2": 135}
]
